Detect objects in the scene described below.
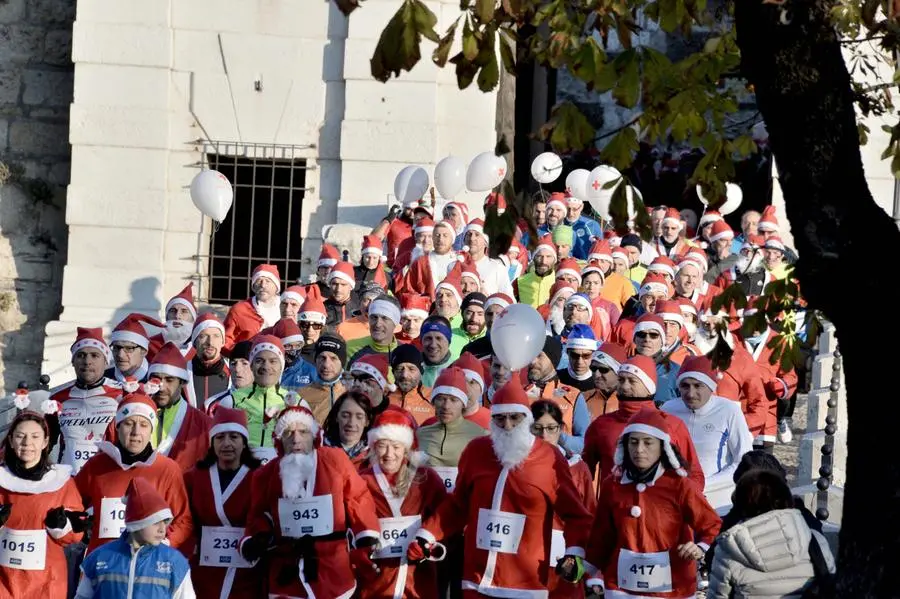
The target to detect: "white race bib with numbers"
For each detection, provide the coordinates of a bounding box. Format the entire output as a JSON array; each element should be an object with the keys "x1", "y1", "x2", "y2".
[
  {"x1": 374, "y1": 515, "x2": 421, "y2": 560},
  {"x1": 278, "y1": 495, "x2": 334, "y2": 538},
  {"x1": 64, "y1": 440, "x2": 99, "y2": 472},
  {"x1": 0, "y1": 528, "x2": 46, "y2": 570},
  {"x1": 617, "y1": 548, "x2": 673, "y2": 593},
  {"x1": 432, "y1": 467, "x2": 458, "y2": 493},
  {"x1": 475, "y1": 508, "x2": 525, "y2": 554},
  {"x1": 98, "y1": 497, "x2": 127, "y2": 539},
  {"x1": 200, "y1": 526, "x2": 252, "y2": 568}
]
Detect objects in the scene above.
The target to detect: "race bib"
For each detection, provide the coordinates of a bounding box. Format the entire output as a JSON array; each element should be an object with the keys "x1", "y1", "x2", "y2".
[
  {"x1": 251, "y1": 446, "x2": 277, "y2": 465},
  {"x1": 549, "y1": 529, "x2": 566, "y2": 567},
  {"x1": 200, "y1": 526, "x2": 252, "y2": 569},
  {"x1": 0, "y1": 529, "x2": 46, "y2": 570},
  {"x1": 374, "y1": 515, "x2": 421, "y2": 560},
  {"x1": 432, "y1": 467, "x2": 458, "y2": 493},
  {"x1": 278, "y1": 495, "x2": 334, "y2": 538},
  {"x1": 99, "y1": 497, "x2": 127, "y2": 539},
  {"x1": 64, "y1": 439, "x2": 99, "y2": 472},
  {"x1": 475, "y1": 508, "x2": 525, "y2": 554},
  {"x1": 617, "y1": 548, "x2": 673, "y2": 593}
]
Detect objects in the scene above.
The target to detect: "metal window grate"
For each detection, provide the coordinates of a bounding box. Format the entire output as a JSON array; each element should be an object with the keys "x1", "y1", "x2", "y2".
[{"x1": 201, "y1": 141, "x2": 316, "y2": 305}]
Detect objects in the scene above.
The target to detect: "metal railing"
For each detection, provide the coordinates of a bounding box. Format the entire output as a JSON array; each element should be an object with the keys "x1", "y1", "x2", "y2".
[{"x1": 815, "y1": 344, "x2": 841, "y2": 522}]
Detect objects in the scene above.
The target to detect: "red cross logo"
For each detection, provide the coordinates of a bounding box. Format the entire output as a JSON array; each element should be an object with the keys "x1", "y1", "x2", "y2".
[
  {"x1": 498, "y1": 168, "x2": 506, "y2": 177},
  {"x1": 566, "y1": 187, "x2": 572, "y2": 194},
  {"x1": 592, "y1": 179, "x2": 601, "y2": 190}
]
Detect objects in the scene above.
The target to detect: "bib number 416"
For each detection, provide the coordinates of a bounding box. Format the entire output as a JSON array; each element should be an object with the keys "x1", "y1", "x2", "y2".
[{"x1": 485, "y1": 522, "x2": 511, "y2": 535}]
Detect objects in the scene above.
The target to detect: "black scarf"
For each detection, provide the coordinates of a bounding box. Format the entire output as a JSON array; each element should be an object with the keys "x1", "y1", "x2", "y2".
[
  {"x1": 626, "y1": 461, "x2": 661, "y2": 484},
  {"x1": 192, "y1": 356, "x2": 227, "y2": 377},
  {"x1": 7, "y1": 457, "x2": 51, "y2": 481},
  {"x1": 116, "y1": 441, "x2": 154, "y2": 466}
]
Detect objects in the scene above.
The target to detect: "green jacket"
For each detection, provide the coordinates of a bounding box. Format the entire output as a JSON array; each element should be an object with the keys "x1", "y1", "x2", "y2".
[
  {"x1": 515, "y1": 268, "x2": 556, "y2": 308},
  {"x1": 422, "y1": 354, "x2": 453, "y2": 388},
  {"x1": 450, "y1": 326, "x2": 486, "y2": 360},
  {"x1": 346, "y1": 336, "x2": 399, "y2": 366},
  {"x1": 229, "y1": 384, "x2": 288, "y2": 450},
  {"x1": 416, "y1": 417, "x2": 489, "y2": 467}
]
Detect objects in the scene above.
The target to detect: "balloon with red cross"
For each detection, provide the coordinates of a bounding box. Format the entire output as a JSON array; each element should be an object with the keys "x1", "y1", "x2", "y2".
[{"x1": 466, "y1": 152, "x2": 507, "y2": 192}]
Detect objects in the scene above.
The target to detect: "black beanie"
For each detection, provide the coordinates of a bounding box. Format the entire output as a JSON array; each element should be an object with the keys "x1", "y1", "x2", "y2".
[
  {"x1": 315, "y1": 334, "x2": 347, "y2": 366},
  {"x1": 461, "y1": 292, "x2": 487, "y2": 312},
  {"x1": 621, "y1": 234, "x2": 642, "y2": 250},
  {"x1": 230, "y1": 340, "x2": 252, "y2": 361},
  {"x1": 541, "y1": 335, "x2": 563, "y2": 368},
  {"x1": 390, "y1": 343, "x2": 424, "y2": 373}
]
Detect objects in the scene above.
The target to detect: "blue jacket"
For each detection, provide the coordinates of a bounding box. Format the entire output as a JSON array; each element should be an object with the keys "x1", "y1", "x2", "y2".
[
  {"x1": 77, "y1": 534, "x2": 193, "y2": 599},
  {"x1": 281, "y1": 358, "x2": 319, "y2": 391},
  {"x1": 655, "y1": 359, "x2": 682, "y2": 405},
  {"x1": 565, "y1": 215, "x2": 603, "y2": 260}
]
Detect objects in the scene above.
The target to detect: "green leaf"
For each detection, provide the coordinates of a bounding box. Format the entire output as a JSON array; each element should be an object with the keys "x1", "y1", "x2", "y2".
[
  {"x1": 612, "y1": 50, "x2": 641, "y2": 108},
  {"x1": 475, "y1": 0, "x2": 495, "y2": 22},
  {"x1": 462, "y1": 19, "x2": 479, "y2": 61},
  {"x1": 501, "y1": 0, "x2": 523, "y2": 17},
  {"x1": 732, "y1": 134, "x2": 758, "y2": 158},
  {"x1": 499, "y1": 32, "x2": 516, "y2": 74},
  {"x1": 572, "y1": 38, "x2": 608, "y2": 91},
  {"x1": 371, "y1": 0, "x2": 425, "y2": 82},
  {"x1": 538, "y1": 101, "x2": 596, "y2": 153},
  {"x1": 477, "y1": 47, "x2": 500, "y2": 91},
  {"x1": 432, "y1": 19, "x2": 459, "y2": 67},
  {"x1": 600, "y1": 127, "x2": 640, "y2": 170},
  {"x1": 413, "y1": 0, "x2": 440, "y2": 42}
]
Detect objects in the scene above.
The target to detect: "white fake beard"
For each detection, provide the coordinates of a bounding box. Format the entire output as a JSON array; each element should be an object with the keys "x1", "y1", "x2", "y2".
[
  {"x1": 684, "y1": 322, "x2": 698, "y2": 342},
  {"x1": 693, "y1": 326, "x2": 718, "y2": 356},
  {"x1": 280, "y1": 451, "x2": 316, "y2": 499},
  {"x1": 735, "y1": 253, "x2": 764, "y2": 275},
  {"x1": 548, "y1": 305, "x2": 565, "y2": 335},
  {"x1": 163, "y1": 320, "x2": 192, "y2": 346},
  {"x1": 410, "y1": 244, "x2": 424, "y2": 264},
  {"x1": 255, "y1": 297, "x2": 282, "y2": 328},
  {"x1": 490, "y1": 420, "x2": 534, "y2": 469}
]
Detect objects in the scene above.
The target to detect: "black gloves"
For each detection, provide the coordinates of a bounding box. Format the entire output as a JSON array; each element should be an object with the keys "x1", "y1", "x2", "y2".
[
  {"x1": 384, "y1": 204, "x2": 402, "y2": 223},
  {"x1": 241, "y1": 532, "x2": 272, "y2": 561},
  {"x1": 45, "y1": 507, "x2": 67, "y2": 530},
  {"x1": 66, "y1": 510, "x2": 91, "y2": 533},
  {"x1": 0, "y1": 504, "x2": 11, "y2": 527}
]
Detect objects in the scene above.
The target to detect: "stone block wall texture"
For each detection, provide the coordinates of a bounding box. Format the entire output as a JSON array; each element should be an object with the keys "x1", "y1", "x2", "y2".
[{"x1": 0, "y1": 0, "x2": 73, "y2": 394}]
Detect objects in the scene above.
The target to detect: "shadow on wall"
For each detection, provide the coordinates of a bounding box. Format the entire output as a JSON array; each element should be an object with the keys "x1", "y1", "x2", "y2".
[
  {"x1": 106, "y1": 275, "x2": 164, "y2": 359},
  {"x1": 0, "y1": 182, "x2": 67, "y2": 395}
]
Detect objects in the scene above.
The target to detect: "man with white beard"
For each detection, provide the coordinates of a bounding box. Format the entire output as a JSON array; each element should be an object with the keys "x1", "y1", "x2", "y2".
[
  {"x1": 714, "y1": 234, "x2": 773, "y2": 298},
  {"x1": 148, "y1": 284, "x2": 196, "y2": 359},
  {"x1": 408, "y1": 378, "x2": 593, "y2": 597},
  {"x1": 240, "y1": 398, "x2": 381, "y2": 598},
  {"x1": 224, "y1": 264, "x2": 283, "y2": 351},
  {"x1": 400, "y1": 220, "x2": 458, "y2": 296}
]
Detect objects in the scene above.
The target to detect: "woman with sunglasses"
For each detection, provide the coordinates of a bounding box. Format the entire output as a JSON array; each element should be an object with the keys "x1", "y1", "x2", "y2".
[{"x1": 531, "y1": 400, "x2": 596, "y2": 598}]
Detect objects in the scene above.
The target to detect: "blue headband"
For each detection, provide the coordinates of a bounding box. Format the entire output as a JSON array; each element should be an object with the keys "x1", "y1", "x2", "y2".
[{"x1": 420, "y1": 320, "x2": 452, "y2": 342}]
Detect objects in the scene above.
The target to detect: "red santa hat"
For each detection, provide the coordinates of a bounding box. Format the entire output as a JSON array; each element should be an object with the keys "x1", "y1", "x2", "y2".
[
  {"x1": 116, "y1": 391, "x2": 159, "y2": 431},
  {"x1": 351, "y1": 353, "x2": 395, "y2": 393},
  {"x1": 318, "y1": 244, "x2": 340, "y2": 268},
  {"x1": 209, "y1": 406, "x2": 250, "y2": 440},
  {"x1": 327, "y1": 261, "x2": 356, "y2": 286},
  {"x1": 758, "y1": 205, "x2": 779, "y2": 232},
  {"x1": 548, "y1": 280, "x2": 577, "y2": 306},
  {"x1": 490, "y1": 377, "x2": 532, "y2": 419},
  {"x1": 400, "y1": 293, "x2": 431, "y2": 320},
  {"x1": 764, "y1": 235, "x2": 786, "y2": 253},
  {"x1": 124, "y1": 477, "x2": 173, "y2": 532},
  {"x1": 564, "y1": 293, "x2": 594, "y2": 320},
  {"x1": 453, "y1": 352, "x2": 485, "y2": 393},
  {"x1": 676, "y1": 255, "x2": 704, "y2": 276},
  {"x1": 70, "y1": 327, "x2": 112, "y2": 365},
  {"x1": 613, "y1": 407, "x2": 687, "y2": 482},
  {"x1": 459, "y1": 261, "x2": 481, "y2": 288},
  {"x1": 676, "y1": 355, "x2": 720, "y2": 392},
  {"x1": 617, "y1": 355, "x2": 658, "y2": 395},
  {"x1": 435, "y1": 271, "x2": 463, "y2": 305},
  {"x1": 434, "y1": 220, "x2": 457, "y2": 237},
  {"x1": 165, "y1": 284, "x2": 196, "y2": 320},
  {"x1": 633, "y1": 313, "x2": 666, "y2": 341},
  {"x1": 414, "y1": 196, "x2": 435, "y2": 216},
  {"x1": 588, "y1": 239, "x2": 613, "y2": 263},
  {"x1": 271, "y1": 318, "x2": 304, "y2": 346},
  {"x1": 251, "y1": 264, "x2": 281, "y2": 291},
  {"x1": 445, "y1": 201, "x2": 470, "y2": 223},
  {"x1": 592, "y1": 342, "x2": 627, "y2": 371},
  {"x1": 638, "y1": 273, "x2": 672, "y2": 298},
  {"x1": 190, "y1": 313, "x2": 225, "y2": 344},
  {"x1": 463, "y1": 218, "x2": 488, "y2": 242},
  {"x1": 661, "y1": 207, "x2": 683, "y2": 229},
  {"x1": 110, "y1": 313, "x2": 165, "y2": 350},
  {"x1": 484, "y1": 192, "x2": 506, "y2": 216},
  {"x1": 533, "y1": 234, "x2": 557, "y2": 260},
  {"x1": 281, "y1": 285, "x2": 307, "y2": 306},
  {"x1": 677, "y1": 296, "x2": 698, "y2": 318},
  {"x1": 361, "y1": 234, "x2": 385, "y2": 259},
  {"x1": 611, "y1": 247, "x2": 629, "y2": 266},
  {"x1": 367, "y1": 408, "x2": 418, "y2": 450},
  {"x1": 581, "y1": 261, "x2": 606, "y2": 281},
  {"x1": 274, "y1": 394, "x2": 319, "y2": 438},
  {"x1": 683, "y1": 249, "x2": 708, "y2": 272},
  {"x1": 547, "y1": 192, "x2": 567, "y2": 213},
  {"x1": 742, "y1": 234, "x2": 766, "y2": 251},
  {"x1": 648, "y1": 256, "x2": 676, "y2": 279},
  {"x1": 414, "y1": 216, "x2": 435, "y2": 235},
  {"x1": 654, "y1": 299, "x2": 684, "y2": 328},
  {"x1": 249, "y1": 335, "x2": 285, "y2": 371},
  {"x1": 698, "y1": 209, "x2": 723, "y2": 228},
  {"x1": 149, "y1": 342, "x2": 190, "y2": 381},
  {"x1": 555, "y1": 258, "x2": 582, "y2": 284},
  {"x1": 484, "y1": 292, "x2": 514, "y2": 312},
  {"x1": 299, "y1": 296, "x2": 327, "y2": 324},
  {"x1": 708, "y1": 220, "x2": 734, "y2": 243},
  {"x1": 431, "y1": 366, "x2": 469, "y2": 404}
]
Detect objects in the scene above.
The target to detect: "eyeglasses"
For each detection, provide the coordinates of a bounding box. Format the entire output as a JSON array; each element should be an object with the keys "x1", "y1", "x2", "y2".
[
  {"x1": 111, "y1": 344, "x2": 141, "y2": 355},
  {"x1": 531, "y1": 424, "x2": 560, "y2": 434},
  {"x1": 568, "y1": 352, "x2": 593, "y2": 361},
  {"x1": 592, "y1": 365, "x2": 612, "y2": 374},
  {"x1": 491, "y1": 414, "x2": 525, "y2": 424},
  {"x1": 299, "y1": 322, "x2": 324, "y2": 330},
  {"x1": 635, "y1": 331, "x2": 660, "y2": 340}
]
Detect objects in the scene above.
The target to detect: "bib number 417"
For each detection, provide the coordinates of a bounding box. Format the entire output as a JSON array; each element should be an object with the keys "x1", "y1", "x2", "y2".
[{"x1": 630, "y1": 564, "x2": 655, "y2": 576}]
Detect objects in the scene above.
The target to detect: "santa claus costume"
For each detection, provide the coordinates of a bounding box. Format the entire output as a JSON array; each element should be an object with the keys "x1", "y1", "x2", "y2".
[
  {"x1": 48, "y1": 327, "x2": 123, "y2": 474},
  {"x1": 105, "y1": 312, "x2": 166, "y2": 383},
  {"x1": 585, "y1": 408, "x2": 721, "y2": 598},
  {"x1": 239, "y1": 400, "x2": 380, "y2": 599},
  {"x1": 399, "y1": 220, "x2": 458, "y2": 297},
  {"x1": 411, "y1": 378, "x2": 594, "y2": 597},
  {"x1": 741, "y1": 320, "x2": 798, "y2": 446},
  {"x1": 356, "y1": 410, "x2": 448, "y2": 599},
  {"x1": 0, "y1": 408, "x2": 85, "y2": 599},
  {"x1": 184, "y1": 408, "x2": 261, "y2": 599},
  {"x1": 224, "y1": 264, "x2": 283, "y2": 350},
  {"x1": 148, "y1": 283, "x2": 198, "y2": 360},
  {"x1": 74, "y1": 389, "x2": 193, "y2": 555}
]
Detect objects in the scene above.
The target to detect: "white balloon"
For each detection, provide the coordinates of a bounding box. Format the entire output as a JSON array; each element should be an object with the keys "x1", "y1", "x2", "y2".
[
  {"x1": 490, "y1": 304, "x2": 547, "y2": 371},
  {"x1": 586, "y1": 165, "x2": 622, "y2": 219},
  {"x1": 565, "y1": 169, "x2": 591, "y2": 202},
  {"x1": 434, "y1": 156, "x2": 466, "y2": 200},
  {"x1": 190, "y1": 170, "x2": 233, "y2": 222},
  {"x1": 467, "y1": 152, "x2": 507, "y2": 192},
  {"x1": 695, "y1": 182, "x2": 742, "y2": 214},
  {"x1": 394, "y1": 166, "x2": 430, "y2": 206},
  {"x1": 531, "y1": 152, "x2": 563, "y2": 184}
]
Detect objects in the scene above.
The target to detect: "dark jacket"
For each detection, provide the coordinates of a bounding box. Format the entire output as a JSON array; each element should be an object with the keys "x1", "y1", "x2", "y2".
[{"x1": 324, "y1": 292, "x2": 361, "y2": 327}]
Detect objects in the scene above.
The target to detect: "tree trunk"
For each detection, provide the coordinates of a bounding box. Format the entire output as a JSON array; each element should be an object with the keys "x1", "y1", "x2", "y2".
[{"x1": 735, "y1": 0, "x2": 900, "y2": 594}]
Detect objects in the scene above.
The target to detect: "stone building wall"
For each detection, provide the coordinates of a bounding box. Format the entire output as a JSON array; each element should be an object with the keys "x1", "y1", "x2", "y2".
[{"x1": 0, "y1": 0, "x2": 73, "y2": 394}]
